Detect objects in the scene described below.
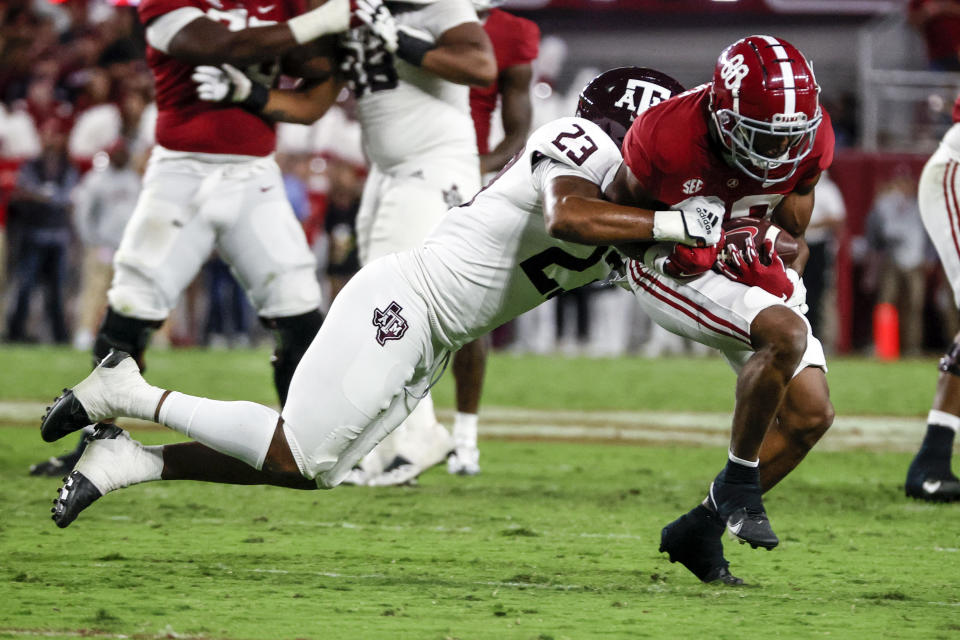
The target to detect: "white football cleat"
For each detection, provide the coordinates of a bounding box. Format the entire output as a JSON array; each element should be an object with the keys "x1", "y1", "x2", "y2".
[
  {"x1": 447, "y1": 445, "x2": 480, "y2": 476},
  {"x1": 51, "y1": 425, "x2": 162, "y2": 527},
  {"x1": 41, "y1": 350, "x2": 164, "y2": 443}
]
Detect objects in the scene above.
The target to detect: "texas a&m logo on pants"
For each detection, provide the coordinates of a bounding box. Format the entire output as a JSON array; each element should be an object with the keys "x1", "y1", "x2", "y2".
[{"x1": 373, "y1": 301, "x2": 408, "y2": 346}]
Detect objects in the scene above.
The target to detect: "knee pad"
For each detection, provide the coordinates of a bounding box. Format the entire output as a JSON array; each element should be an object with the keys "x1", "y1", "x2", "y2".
[
  {"x1": 939, "y1": 342, "x2": 960, "y2": 377},
  {"x1": 261, "y1": 309, "x2": 324, "y2": 406},
  {"x1": 93, "y1": 308, "x2": 163, "y2": 371}
]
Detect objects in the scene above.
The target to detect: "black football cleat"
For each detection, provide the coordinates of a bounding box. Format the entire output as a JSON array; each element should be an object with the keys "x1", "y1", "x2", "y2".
[
  {"x1": 905, "y1": 460, "x2": 960, "y2": 503},
  {"x1": 40, "y1": 350, "x2": 132, "y2": 443},
  {"x1": 660, "y1": 504, "x2": 744, "y2": 586},
  {"x1": 40, "y1": 389, "x2": 92, "y2": 443},
  {"x1": 52, "y1": 470, "x2": 103, "y2": 528},
  {"x1": 49, "y1": 424, "x2": 124, "y2": 528},
  {"x1": 709, "y1": 475, "x2": 779, "y2": 550}
]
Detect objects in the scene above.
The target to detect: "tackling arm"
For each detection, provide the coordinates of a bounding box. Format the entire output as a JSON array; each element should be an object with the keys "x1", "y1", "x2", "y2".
[
  {"x1": 543, "y1": 174, "x2": 657, "y2": 245},
  {"x1": 412, "y1": 22, "x2": 496, "y2": 87},
  {"x1": 481, "y1": 63, "x2": 534, "y2": 174}
]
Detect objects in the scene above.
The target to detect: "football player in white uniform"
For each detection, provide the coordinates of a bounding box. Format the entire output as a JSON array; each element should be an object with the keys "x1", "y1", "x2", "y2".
[
  {"x1": 195, "y1": 0, "x2": 497, "y2": 485},
  {"x1": 905, "y1": 95, "x2": 960, "y2": 502},
  {"x1": 41, "y1": 68, "x2": 723, "y2": 530}
]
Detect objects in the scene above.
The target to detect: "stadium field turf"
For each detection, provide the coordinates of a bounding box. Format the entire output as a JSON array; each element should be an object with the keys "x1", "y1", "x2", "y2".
[{"x1": 1, "y1": 346, "x2": 957, "y2": 639}]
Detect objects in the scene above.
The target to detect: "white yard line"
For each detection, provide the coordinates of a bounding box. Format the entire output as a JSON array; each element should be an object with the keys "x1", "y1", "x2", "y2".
[{"x1": 1, "y1": 401, "x2": 931, "y2": 452}]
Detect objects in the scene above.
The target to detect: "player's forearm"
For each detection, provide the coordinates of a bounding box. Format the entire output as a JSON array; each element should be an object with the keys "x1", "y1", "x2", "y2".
[
  {"x1": 169, "y1": 0, "x2": 353, "y2": 66},
  {"x1": 261, "y1": 79, "x2": 343, "y2": 124},
  {"x1": 421, "y1": 43, "x2": 496, "y2": 86},
  {"x1": 546, "y1": 194, "x2": 655, "y2": 245},
  {"x1": 481, "y1": 134, "x2": 524, "y2": 174}
]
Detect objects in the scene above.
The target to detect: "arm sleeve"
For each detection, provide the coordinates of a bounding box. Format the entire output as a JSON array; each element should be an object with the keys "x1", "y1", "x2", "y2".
[{"x1": 145, "y1": 6, "x2": 207, "y2": 53}]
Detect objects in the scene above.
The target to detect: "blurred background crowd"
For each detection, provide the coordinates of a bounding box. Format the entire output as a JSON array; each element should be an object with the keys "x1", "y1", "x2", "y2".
[{"x1": 0, "y1": 0, "x2": 957, "y2": 359}]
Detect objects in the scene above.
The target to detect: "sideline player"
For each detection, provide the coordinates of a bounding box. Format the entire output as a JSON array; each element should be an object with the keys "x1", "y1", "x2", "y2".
[
  {"x1": 41, "y1": 68, "x2": 723, "y2": 529},
  {"x1": 441, "y1": 0, "x2": 540, "y2": 476},
  {"x1": 904, "y1": 95, "x2": 960, "y2": 502},
  {"x1": 610, "y1": 36, "x2": 835, "y2": 584},
  {"x1": 30, "y1": 0, "x2": 397, "y2": 476}
]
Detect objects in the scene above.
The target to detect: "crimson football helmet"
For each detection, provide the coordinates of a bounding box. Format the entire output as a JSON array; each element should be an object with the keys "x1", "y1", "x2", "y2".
[
  {"x1": 709, "y1": 35, "x2": 822, "y2": 184},
  {"x1": 576, "y1": 67, "x2": 684, "y2": 148}
]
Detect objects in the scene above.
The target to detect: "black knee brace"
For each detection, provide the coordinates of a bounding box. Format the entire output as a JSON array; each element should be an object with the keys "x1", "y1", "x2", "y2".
[
  {"x1": 261, "y1": 309, "x2": 324, "y2": 406},
  {"x1": 93, "y1": 308, "x2": 163, "y2": 371},
  {"x1": 939, "y1": 342, "x2": 960, "y2": 377}
]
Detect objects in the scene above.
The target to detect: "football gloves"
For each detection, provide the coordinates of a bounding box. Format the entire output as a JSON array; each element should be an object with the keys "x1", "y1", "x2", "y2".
[
  {"x1": 351, "y1": 0, "x2": 398, "y2": 52},
  {"x1": 192, "y1": 64, "x2": 269, "y2": 112},
  {"x1": 716, "y1": 235, "x2": 795, "y2": 300},
  {"x1": 340, "y1": 29, "x2": 398, "y2": 96},
  {"x1": 653, "y1": 195, "x2": 724, "y2": 247}
]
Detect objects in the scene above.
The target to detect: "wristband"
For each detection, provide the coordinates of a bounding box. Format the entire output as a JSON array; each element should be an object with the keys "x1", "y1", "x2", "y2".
[
  {"x1": 287, "y1": 0, "x2": 350, "y2": 44},
  {"x1": 652, "y1": 210, "x2": 686, "y2": 243},
  {"x1": 396, "y1": 30, "x2": 434, "y2": 66},
  {"x1": 241, "y1": 82, "x2": 270, "y2": 113}
]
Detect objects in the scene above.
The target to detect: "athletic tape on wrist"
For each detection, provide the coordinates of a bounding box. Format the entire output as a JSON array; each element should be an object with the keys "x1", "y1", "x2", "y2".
[
  {"x1": 652, "y1": 210, "x2": 686, "y2": 243},
  {"x1": 287, "y1": 0, "x2": 349, "y2": 44}
]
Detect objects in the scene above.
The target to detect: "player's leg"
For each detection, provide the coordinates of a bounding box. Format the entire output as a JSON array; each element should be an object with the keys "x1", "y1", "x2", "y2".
[
  {"x1": 906, "y1": 151, "x2": 960, "y2": 501},
  {"x1": 447, "y1": 336, "x2": 488, "y2": 475},
  {"x1": 357, "y1": 165, "x2": 478, "y2": 484},
  {"x1": 44, "y1": 256, "x2": 440, "y2": 525},
  {"x1": 214, "y1": 157, "x2": 324, "y2": 406},
  {"x1": 906, "y1": 334, "x2": 960, "y2": 501},
  {"x1": 629, "y1": 263, "x2": 816, "y2": 582},
  {"x1": 758, "y1": 366, "x2": 834, "y2": 492},
  {"x1": 31, "y1": 158, "x2": 212, "y2": 476},
  {"x1": 703, "y1": 304, "x2": 808, "y2": 545}
]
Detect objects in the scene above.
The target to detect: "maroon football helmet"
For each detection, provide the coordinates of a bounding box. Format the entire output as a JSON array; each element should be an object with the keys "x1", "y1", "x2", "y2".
[
  {"x1": 576, "y1": 67, "x2": 684, "y2": 148},
  {"x1": 709, "y1": 35, "x2": 822, "y2": 184}
]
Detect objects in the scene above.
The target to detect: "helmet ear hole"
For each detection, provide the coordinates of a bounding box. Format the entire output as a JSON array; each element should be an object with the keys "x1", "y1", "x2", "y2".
[{"x1": 576, "y1": 67, "x2": 685, "y2": 148}]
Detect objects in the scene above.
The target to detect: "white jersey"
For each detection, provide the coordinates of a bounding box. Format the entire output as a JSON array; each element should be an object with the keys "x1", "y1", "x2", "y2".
[
  {"x1": 355, "y1": 0, "x2": 479, "y2": 170},
  {"x1": 396, "y1": 117, "x2": 623, "y2": 349}
]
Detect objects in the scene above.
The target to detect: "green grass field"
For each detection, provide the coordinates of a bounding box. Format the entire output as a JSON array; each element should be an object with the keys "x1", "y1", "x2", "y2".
[{"x1": 1, "y1": 346, "x2": 958, "y2": 639}]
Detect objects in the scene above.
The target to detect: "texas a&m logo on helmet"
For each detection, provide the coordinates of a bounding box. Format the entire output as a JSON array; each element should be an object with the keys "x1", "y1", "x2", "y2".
[
  {"x1": 708, "y1": 35, "x2": 822, "y2": 185},
  {"x1": 576, "y1": 67, "x2": 684, "y2": 148}
]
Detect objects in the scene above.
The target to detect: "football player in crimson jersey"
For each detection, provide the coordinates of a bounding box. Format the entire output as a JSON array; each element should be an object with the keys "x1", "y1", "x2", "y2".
[
  {"x1": 29, "y1": 0, "x2": 399, "y2": 477},
  {"x1": 603, "y1": 35, "x2": 836, "y2": 584},
  {"x1": 40, "y1": 69, "x2": 726, "y2": 534},
  {"x1": 904, "y1": 94, "x2": 960, "y2": 502}
]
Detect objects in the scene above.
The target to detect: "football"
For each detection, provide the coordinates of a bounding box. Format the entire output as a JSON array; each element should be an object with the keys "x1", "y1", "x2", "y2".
[{"x1": 720, "y1": 217, "x2": 799, "y2": 266}]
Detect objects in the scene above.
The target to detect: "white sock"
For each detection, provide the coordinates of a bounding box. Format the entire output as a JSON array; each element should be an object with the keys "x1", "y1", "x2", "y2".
[
  {"x1": 453, "y1": 412, "x2": 478, "y2": 448},
  {"x1": 928, "y1": 410, "x2": 960, "y2": 433},
  {"x1": 157, "y1": 392, "x2": 278, "y2": 469},
  {"x1": 728, "y1": 449, "x2": 759, "y2": 467}
]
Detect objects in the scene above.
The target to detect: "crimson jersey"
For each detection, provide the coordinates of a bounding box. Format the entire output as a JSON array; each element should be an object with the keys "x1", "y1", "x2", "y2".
[
  {"x1": 622, "y1": 85, "x2": 834, "y2": 221},
  {"x1": 953, "y1": 94, "x2": 960, "y2": 123},
  {"x1": 138, "y1": 0, "x2": 305, "y2": 156},
  {"x1": 469, "y1": 9, "x2": 539, "y2": 155}
]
